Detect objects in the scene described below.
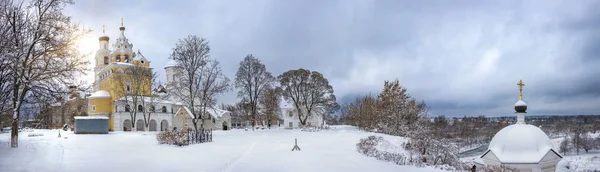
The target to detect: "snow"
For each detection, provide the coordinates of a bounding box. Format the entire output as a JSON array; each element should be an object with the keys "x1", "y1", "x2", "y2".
[
  {"x1": 114, "y1": 62, "x2": 133, "y2": 66},
  {"x1": 180, "y1": 106, "x2": 229, "y2": 119},
  {"x1": 165, "y1": 59, "x2": 178, "y2": 68},
  {"x1": 515, "y1": 100, "x2": 527, "y2": 106},
  {"x1": 486, "y1": 124, "x2": 554, "y2": 163},
  {"x1": 89, "y1": 90, "x2": 111, "y2": 99},
  {"x1": 74, "y1": 116, "x2": 109, "y2": 120},
  {"x1": 0, "y1": 126, "x2": 446, "y2": 172},
  {"x1": 553, "y1": 134, "x2": 600, "y2": 172}
]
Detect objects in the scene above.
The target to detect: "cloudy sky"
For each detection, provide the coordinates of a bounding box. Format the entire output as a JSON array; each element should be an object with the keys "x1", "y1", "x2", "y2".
[{"x1": 65, "y1": 0, "x2": 600, "y2": 117}]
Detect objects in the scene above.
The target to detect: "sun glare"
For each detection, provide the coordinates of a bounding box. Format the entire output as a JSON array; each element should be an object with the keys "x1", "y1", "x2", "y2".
[{"x1": 74, "y1": 33, "x2": 98, "y2": 86}]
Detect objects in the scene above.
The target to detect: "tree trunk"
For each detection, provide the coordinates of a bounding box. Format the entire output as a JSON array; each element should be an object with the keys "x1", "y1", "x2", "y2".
[{"x1": 11, "y1": 121, "x2": 18, "y2": 148}]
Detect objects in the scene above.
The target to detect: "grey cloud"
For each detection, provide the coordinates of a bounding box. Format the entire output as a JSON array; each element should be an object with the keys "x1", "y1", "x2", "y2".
[{"x1": 66, "y1": 0, "x2": 600, "y2": 117}]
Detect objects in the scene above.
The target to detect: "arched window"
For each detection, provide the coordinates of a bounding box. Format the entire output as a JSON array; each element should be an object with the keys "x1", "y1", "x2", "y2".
[
  {"x1": 125, "y1": 104, "x2": 131, "y2": 112},
  {"x1": 114, "y1": 105, "x2": 118, "y2": 112},
  {"x1": 212, "y1": 118, "x2": 215, "y2": 124},
  {"x1": 138, "y1": 105, "x2": 143, "y2": 112},
  {"x1": 124, "y1": 55, "x2": 129, "y2": 62},
  {"x1": 126, "y1": 84, "x2": 131, "y2": 92},
  {"x1": 103, "y1": 56, "x2": 109, "y2": 65},
  {"x1": 116, "y1": 55, "x2": 121, "y2": 62},
  {"x1": 150, "y1": 106, "x2": 155, "y2": 112},
  {"x1": 161, "y1": 106, "x2": 167, "y2": 113}
]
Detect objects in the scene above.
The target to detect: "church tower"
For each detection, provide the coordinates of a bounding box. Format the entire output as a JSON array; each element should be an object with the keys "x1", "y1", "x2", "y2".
[
  {"x1": 111, "y1": 18, "x2": 135, "y2": 64},
  {"x1": 94, "y1": 25, "x2": 111, "y2": 91}
]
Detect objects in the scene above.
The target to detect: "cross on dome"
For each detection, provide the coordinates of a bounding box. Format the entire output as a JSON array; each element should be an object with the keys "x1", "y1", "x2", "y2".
[{"x1": 517, "y1": 79, "x2": 525, "y2": 100}]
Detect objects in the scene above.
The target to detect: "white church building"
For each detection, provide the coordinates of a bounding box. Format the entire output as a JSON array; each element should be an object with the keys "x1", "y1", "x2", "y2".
[
  {"x1": 88, "y1": 23, "x2": 231, "y2": 132},
  {"x1": 477, "y1": 80, "x2": 562, "y2": 172},
  {"x1": 280, "y1": 100, "x2": 325, "y2": 129}
]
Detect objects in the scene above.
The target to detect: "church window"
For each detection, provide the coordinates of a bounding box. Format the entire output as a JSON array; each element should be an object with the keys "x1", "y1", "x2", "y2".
[
  {"x1": 161, "y1": 106, "x2": 167, "y2": 113},
  {"x1": 141, "y1": 60, "x2": 144, "y2": 64},
  {"x1": 150, "y1": 106, "x2": 155, "y2": 112},
  {"x1": 116, "y1": 55, "x2": 121, "y2": 62},
  {"x1": 138, "y1": 105, "x2": 143, "y2": 112},
  {"x1": 92, "y1": 105, "x2": 96, "y2": 112},
  {"x1": 103, "y1": 56, "x2": 109, "y2": 65},
  {"x1": 124, "y1": 55, "x2": 129, "y2": 62},
  {"x1": 125, "y1": 105, "x2": 131, "y2": 112},
  {"x1": 212, "y1": 118, "x2": 215, "y2": 124},
  {"x1": 115, "y1": 105, "x2": 118, "y2": 112}
]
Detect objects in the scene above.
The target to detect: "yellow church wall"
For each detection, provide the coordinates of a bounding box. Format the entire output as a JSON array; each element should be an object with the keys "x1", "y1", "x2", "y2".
[
  {"x1": 89, "y1": 98, "x2": 112, "y2": 113},
  {"x1": 96, "y1": 67, "x2": 153, "y2": 102}
]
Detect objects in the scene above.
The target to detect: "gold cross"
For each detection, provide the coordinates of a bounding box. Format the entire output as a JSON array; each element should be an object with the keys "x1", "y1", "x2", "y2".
[
  {"x1": 517, "y1": 79, "x2": 525, "y2": 100},
  {"x1": 121, "y1": 18, "x2": 124, "y2": 27},
  {"x1": 102, "y1": 25, "x2": 105, "y2": 34}
]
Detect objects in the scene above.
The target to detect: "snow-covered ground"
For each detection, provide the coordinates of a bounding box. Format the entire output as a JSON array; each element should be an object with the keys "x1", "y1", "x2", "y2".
[{"x1": 0, "y1": 126, "x2": 445, "y2": 172}]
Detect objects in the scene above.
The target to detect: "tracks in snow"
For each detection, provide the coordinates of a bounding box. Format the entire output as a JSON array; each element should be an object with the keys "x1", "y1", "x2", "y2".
[{"x1": 220, "y1": 133, "x2": 269, "y2": 172}]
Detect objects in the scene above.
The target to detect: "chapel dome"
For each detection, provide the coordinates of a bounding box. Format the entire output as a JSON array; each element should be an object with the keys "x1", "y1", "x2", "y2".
[
  {"x1": 487, "y1": 124, "x2": 553, "y2": 162},
  {"x1": 514, "y1": 100, "x2": 527, "y2": 113},
  {"x1": 165, "y1": 59, "x2": 178, "y2": 68},
  {"x1": 89, "y1": 90, "x2": 111, "y2": 99}
]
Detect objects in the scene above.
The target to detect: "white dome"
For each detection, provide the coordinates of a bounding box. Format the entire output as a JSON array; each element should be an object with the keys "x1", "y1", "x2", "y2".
[
  {"x1": 89, "y1": 90, "x2": 111, "y2": 99},
  {"x1": 515, "y1": 100, "x2": 527, "y2": 106},
  {"x1": 487, "y1": 124, "x2": 554, "y2": 163},
  {"x1": 165, "y1": 60, "x2": 178, "y2": 68}
]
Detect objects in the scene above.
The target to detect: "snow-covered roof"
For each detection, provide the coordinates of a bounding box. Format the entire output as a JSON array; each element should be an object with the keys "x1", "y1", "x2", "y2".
[
  {"x1": 515, "y1": 100, "x2": 527, "y2": 106},
  {"x1": 177, "y1": 106, "x2": 230, "y2": 119},
  {"x1": 134, "y1": 50, "x2": 148, "y2": 62},
  {"x1": 114, "y1": 62, "x2": 133, "y2": 66},
  {"x1": 165, "y1": 59, "x2": 178, "y2": 68},
  {"x1": 483, "y1": 124, "x2": 556, "y2": 163},
  {"x1": 89, "y1": 90, "x2": 111, "y2": 99},
  {"x1": 74, "y1": 116, "x2": 109, "y2": 120},
  {"x1": 279, "y1": 97, "x2": 294, "y2": 109}
]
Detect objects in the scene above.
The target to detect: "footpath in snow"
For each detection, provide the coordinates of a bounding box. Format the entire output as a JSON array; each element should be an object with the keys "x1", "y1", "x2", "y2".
[{"x1": 0, "y1": 126, "x2": 445, "y2": 172}]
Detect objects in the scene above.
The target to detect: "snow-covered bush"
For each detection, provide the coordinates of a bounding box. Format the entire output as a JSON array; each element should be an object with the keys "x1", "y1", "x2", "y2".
[
  {"x1": 156, "y1": 131, "x2": 188, "y2": 146},
  {"x1": 474, "y1": 164, "x2": 519, "y2": 172},
  {"x1": 356, "y1": 135, "x2": 410, "y2": 165}
]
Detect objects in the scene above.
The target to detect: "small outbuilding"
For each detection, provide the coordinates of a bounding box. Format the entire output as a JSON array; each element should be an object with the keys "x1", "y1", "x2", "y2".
[{"x1": 74, "y1": 116, "x2": 109, "y2": 134}]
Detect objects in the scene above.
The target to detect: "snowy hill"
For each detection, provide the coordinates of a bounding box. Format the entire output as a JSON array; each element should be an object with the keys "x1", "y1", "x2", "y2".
[{"x1": 0, "y1": 126, "x2": 446, "y2": 172}]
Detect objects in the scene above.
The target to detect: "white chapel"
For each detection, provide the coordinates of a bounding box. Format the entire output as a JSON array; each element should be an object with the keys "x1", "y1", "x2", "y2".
[{"x1": 478, "y1": 80, "x2": 562, "y2": 172}]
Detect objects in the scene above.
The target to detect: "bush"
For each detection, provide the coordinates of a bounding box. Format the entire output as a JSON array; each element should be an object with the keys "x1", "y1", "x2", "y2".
[
  {"x1": 474, "y1": 164, "x2": 519, "y2": 172},
  {"x1": 157, "y1": 130, "x2": 188, "y2": 146},
  {"x1": 357, "y1": 136, "x2": 410, "y2": 166}
]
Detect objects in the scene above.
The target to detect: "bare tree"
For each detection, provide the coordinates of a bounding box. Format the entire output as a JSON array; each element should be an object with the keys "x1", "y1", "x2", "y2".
[
  {"x1": 278, "y1": 69, "x2": 338, "y2": 126},
  {"x1": 169, "y1": 35, "x2": 230, "y2": 132},
  {"x1": 138, "y1": 71, "x2": 160, "y2": 131},
  {"x1": 114, "y1": 65, "x2": 153, "y2": 131},
  {"x1": 259, "y1": 87, "x2": 281, "y2": 128},
  {"x1": 0, "y1": 0, "x2": 89, "y2": 148},
  {"x1": 234, "y1": 54, "x2": 275, "y2": 128}
]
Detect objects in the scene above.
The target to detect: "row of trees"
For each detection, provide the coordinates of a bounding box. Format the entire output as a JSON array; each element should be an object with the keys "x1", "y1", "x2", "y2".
[
  {"x1": 340, "y1": 80, "x2": 462, "y2": 166},
  {"x1": 559, "y1": 124, "x2": 600, "y2": 155},
  {"x1": 165, "y1": 36, "x2": 340, "y2": 131},
  {"x1": 340, "y1": 80, "x2": 428, "y2": 137},
  {"x1": 1, "y1": 0, "x2": 89, "y2": 148}
]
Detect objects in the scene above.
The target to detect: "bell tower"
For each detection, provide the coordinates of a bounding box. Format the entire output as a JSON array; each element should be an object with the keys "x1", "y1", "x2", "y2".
[{"x1": 94, "y1": 25, "x2": 111, "y2": 91}]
